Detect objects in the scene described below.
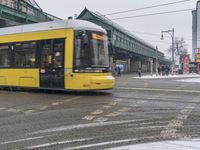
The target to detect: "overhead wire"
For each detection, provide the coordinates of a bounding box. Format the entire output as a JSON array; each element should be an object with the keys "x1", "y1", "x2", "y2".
[
  {"x1": 105, "y1": 0, "x2": 191, "y2": 16},
  {"x1": 102, "y1": 0, "x2": 194, "y2": 49},
  {"x1": 111, "y1": 8, "x2": 193, "y2": 20},
  {"x1": 129, "y1": 30, "x2": 193, "y2": 41}
]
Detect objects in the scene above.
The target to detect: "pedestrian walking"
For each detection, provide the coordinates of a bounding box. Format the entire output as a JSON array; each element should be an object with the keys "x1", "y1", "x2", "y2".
[
  {"x1": 158, "y1": 66, "x2": 161, "y2": 75},
  {"x1": 161, "y1": 66, "x2": 165, "y2": 76},
  {"x1": 138, "y1": 67, "x2": 142, "y2": 78},
  {"x1": 118, "y1": 66, "x2": 121, "y2": 76},
  {"x1": 165, "y1": 66, "x2": 170, "y2": 76}
]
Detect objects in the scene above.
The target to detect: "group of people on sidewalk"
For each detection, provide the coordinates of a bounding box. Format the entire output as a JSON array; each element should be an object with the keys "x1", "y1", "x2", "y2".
[
  {"x1": 157, "y1": 66, "x2": 170, "y2": 76},
  {"x1": 137, "y1": 66, "x2": 171, "y2": 78},
  {"x1": 113, "y1": 65, "x2": 171, "y2": 78}
]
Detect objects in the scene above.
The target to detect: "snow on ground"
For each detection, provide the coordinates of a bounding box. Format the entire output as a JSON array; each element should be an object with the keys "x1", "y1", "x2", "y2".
[
  {"x1": 176, "y1": 78, "x2": 200, "y2": 83},
  {"x1": 110, "y1": 139, "x2": 200, "y2": 150},
  {"x1": 133, "y1": 74, "x2": 200, "y2": 79}
]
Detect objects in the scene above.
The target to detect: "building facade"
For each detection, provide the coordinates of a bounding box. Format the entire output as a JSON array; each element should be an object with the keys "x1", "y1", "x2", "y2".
[{"x1": 192, "y1": 0, "x2": 200, "y2": 61}]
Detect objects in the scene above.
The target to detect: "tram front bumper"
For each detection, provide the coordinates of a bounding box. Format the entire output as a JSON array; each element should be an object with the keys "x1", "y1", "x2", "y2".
[{"x1": 89, "y1": 75, "x2": 115, "y2": 90}]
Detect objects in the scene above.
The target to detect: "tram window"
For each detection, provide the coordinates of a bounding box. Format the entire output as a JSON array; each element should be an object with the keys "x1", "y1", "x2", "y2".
[
  {"x1": 14, "y1": 42, "x2": 36, "y2": 68},
  {"x1": 40, "y1": 40, "x2": 52, "y2": 70},
  {"x1": 53, "y1": 39, "x2": 64, "y2": 68},
  {"x1": 0, "y1": 44, "x2": 11, "y2": 67}
]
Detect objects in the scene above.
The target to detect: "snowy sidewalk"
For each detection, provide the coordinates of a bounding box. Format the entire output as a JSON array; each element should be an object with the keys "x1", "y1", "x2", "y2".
[
  {"x1": 133, "y1": 74, "x2": 200, "y2": 79},
  {"x1": 110, "y1": 138, "x2": 200, "y2": 150}
]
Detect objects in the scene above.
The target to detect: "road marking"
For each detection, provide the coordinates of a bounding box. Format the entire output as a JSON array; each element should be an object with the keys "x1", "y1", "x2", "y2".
[
  {"x1": 0, "y1": 136, "x2": 46, "y2": 145},
  {"x1": 109, "y1": 101, "x2": 118, "y2": 106},
  {"x1": 52, "y1": 102, "x2": 61, "y2": 106},
  {"x1": 24, "y1": 110, "x2": 35, "y2": 115},
  {"x1": 6, "y1": 108, "x2": 21, "y2": 113},
  {"x1": 51, "y1": 96, "x2": 83, "y2": 107},
  {"x1": 105, "y1": 112, "x2": 122, "y2": 117},
  {"x1": 103, "y1": 105, "x2": 112, "y2": 109},
  {"x1": 30, "y1": 119, "x2": 148, "y2": 135},
  {"x1": 63, "y1": 96, "x2": 83, "y2": 102},
  {"x1": 118, "y1": 107, "x2": 132, "y2": 112},
  {"x1": 94, "y1": 117, "x2": 108, "y2": 122},
  {"x1": 117, "y1": 87, "x2": 200, "y2": 93},
  {"x1": 66, "y1": 138, "x2": 138, "y2": 150},
  {"x1": 26, "y1": 138, "x2": 92, "y2": 149},
  {"x1": 39, "y1": 106, "x2": 49, "y2": 110},
  {"x1": 82, "y1": 115, "x2": 95, "y2": 121},
  {"x1": 91, "y1": 109, "x2": 104, "y2": 115},
  {"x1": 160, "y1": 97, "x2": 200, "y2": 139},
  {"x1": 82, "y1": 98, "x2": 121, "y2": 122}
]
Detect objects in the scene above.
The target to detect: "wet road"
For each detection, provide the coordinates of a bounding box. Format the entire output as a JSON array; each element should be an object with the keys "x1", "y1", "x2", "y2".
[{"x1": 0, "y1": 74, "x2": 200, "y2": 149}]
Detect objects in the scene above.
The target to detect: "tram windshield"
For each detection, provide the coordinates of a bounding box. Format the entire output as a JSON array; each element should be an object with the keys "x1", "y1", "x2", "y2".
[{"x1": 74, "y1": 30, "x2": 109, "y2": 72}]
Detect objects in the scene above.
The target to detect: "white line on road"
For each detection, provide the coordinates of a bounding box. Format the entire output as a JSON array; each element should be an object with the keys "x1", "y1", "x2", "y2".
[
  {"x1": 30, "y1": 119, "x2": 148, "y2": 135},
  {"x1": 82, "y1": 98, "x2": 122, "y2": 122},
  {"x1": 6, "y1": 108, "x2": 21, "y2": 113},
  {"x1": 160, "y1": 97, "x2": 200, "y2": 139},
  {"x1": 94, "y1": 117, "x2": 108, "y2": 122},
  {"x1": 117, "y1": 87, "x2": 200, "y2": 93},
  {"x1": 52, "y1": 102, "x2": 61, "y2": 106},
  {"x1": 52, "y1": 96, "x2": 83, "y2": 106},
  {"x1": 0, "y1": 136, "x2": 47, "y2": 145},
  {"x1": 82, "y1": 115, "x2": 95, "y2": 121},
  {"x1": 39, "y1": 105, "x2": 49, "y2": 110},
  {"x1": 65, "y1": 137, "x2": 156, "y2": 150},
  {"x1": 24, "y1": 110, "x2": 35, "y2": 115},
  {"x1": 64, "y1": 96, "x2": 83, "y2": 102},
  {"x1": 91, "y1": 109, "x2": 104, "y2": 115},
  {"x1": 26, "y1": 138, "x2": 92, "y2": 149},
  {"x1": 105, "y1": 112, "x2": 122, "y2": 117},
  {"x1": 66, "y1": 138, "x2": 137, "y2": 150}
]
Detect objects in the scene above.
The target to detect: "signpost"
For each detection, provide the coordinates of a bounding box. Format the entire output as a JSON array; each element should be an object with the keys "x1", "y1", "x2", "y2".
[
  {"x1": 182, "y1": 54, "x2": 190, "y2": 74},
  {"x1": 195, "y1": 53, "x2": 200, "y2": 74}
]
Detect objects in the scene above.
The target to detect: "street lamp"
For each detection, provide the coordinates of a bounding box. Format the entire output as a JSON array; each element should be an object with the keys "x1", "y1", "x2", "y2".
[{"x1": 161, "y1": 28, "x2": 175, "y2": 74}]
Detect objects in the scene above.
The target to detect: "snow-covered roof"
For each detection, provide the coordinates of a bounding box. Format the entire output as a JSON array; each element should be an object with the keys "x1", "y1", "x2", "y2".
[{"x1": 0, "y1": 19, "x2": 106, "y2": 36}]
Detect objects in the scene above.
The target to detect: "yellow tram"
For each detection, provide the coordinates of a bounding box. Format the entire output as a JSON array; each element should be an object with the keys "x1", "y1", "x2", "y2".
[{"x1": 0, "y1": 19, "x2": 115, "y2": 90}]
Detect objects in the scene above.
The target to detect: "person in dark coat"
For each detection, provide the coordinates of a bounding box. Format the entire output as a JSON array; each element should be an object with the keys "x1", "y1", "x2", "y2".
[
  {"x1": 165, "y1": 66, "x2": 170, "y2": 76},
  {"x1": 158, "y1": 66, "x2": 161, "y2": 75},
  {"x1": 118, "y1": 67, "x2": 121, "y2": 76},
  {"x1": 138, "y1": 67, "x2": 142, "y2": 78},
  {"x1": 161, "y1": 66, "x2": 165, "y2": 76}
]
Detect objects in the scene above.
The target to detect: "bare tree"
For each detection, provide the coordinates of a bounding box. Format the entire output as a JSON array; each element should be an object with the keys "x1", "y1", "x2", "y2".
[{"x1": 166, "y1": 37, "x2": 188, "y2": 64}]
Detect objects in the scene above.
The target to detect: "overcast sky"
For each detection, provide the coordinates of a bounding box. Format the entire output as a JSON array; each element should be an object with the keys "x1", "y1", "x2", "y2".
[{"x1": 36, "y1": 0, "x2": 197, "y2": 57}]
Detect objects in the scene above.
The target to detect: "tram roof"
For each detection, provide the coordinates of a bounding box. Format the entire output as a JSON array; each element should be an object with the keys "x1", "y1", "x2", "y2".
[{"x1": 0, "y1": 19, "x2": 106, "y2": 36}]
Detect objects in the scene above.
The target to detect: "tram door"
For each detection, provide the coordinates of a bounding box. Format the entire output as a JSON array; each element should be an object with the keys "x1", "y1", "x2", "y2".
[{"x1": 40, "y1": 39, "x2": 65, "y2": 89}]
